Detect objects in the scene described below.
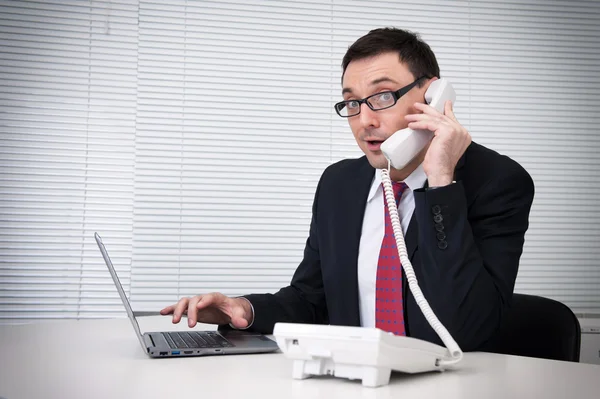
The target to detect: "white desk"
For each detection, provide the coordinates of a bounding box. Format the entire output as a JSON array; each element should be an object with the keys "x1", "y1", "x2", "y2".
[{"x1": 1, "y1": 316, "x2": 599, "y2": 399}]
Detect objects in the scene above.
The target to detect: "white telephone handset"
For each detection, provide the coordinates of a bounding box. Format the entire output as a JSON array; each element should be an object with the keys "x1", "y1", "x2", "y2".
[{"x1": 380, "y1": 78, "x2": 456, "y2": 170}]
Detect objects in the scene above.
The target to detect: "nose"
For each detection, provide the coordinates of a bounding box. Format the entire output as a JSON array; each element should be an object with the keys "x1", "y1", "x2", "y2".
[{"x1": 358, "y1": 103, "x2": 380, "y2": 129}]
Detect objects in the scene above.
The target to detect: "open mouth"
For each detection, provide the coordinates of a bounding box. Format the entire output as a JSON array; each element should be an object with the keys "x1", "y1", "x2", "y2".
[{"x1": 366, "y1": 139, "x2": 384, "y2": 151}]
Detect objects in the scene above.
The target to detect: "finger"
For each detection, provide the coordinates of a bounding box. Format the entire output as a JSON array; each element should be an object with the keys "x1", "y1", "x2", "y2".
[
  {"x1": 404, "y1": 113, "x2": 428, "y2": 122},
  {"x1": 196, "y1": 293, "x2": 216, "y2": 310},
  {"x1": 160, "y1": 304, "x2": 175, "y2": 315},
  {"x1": 444, "y1": 100, "x2": 457, "y2": 121},
  {"x1": 187, "y1": 296, "x2": 202, "y2": 327},
  {"x1": 413, "y1": 101, "x2": 442, "y2": 116},
  {"x1": 172, "y1": 297, "x2": 190, "y2": 324},
  {"x1": 407, "y1": 119, "x2": 447, "y2": 133},
  {"x1": 405, "y1": 112, "x2": 448, "y2": 123}
]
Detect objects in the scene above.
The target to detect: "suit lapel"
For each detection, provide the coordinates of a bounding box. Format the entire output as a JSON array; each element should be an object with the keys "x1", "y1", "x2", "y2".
[
  {"x1": 339, "y1": 158, "x2": 374, "y2": 326},
  {"x1": 405, "y1": 213, "x2": 419, "y2": 261},
  {"x1": 404, "y1": 175, "x2": 427, "y2": 261}
]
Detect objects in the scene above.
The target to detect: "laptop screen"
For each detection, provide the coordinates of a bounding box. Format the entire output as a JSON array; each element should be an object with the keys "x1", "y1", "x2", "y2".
[{"x1": 94, "y1": 232, "x2": 148, "y2": 352}]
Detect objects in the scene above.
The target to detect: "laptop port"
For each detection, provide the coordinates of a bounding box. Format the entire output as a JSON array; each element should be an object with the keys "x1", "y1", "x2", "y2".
[
  {"x1": 171, "y1": 351, "x2": 180, "y2": 355},
  {"x1": 159, "y1": 352, "x2": 168, "y2": 356},
  {"x1": 184, "y1": 351, "x2": 193, "y2": 354}
]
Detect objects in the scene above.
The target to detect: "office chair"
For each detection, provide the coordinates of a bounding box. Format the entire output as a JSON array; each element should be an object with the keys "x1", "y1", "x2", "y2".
[{"x1": 488, "y1": 293, "x2": 581, "y2": 362}]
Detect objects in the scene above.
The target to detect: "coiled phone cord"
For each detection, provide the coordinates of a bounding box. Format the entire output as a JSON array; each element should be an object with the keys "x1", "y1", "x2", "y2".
[{"x1": 381, "y1": 165, "x2": 463, "y2": 366}]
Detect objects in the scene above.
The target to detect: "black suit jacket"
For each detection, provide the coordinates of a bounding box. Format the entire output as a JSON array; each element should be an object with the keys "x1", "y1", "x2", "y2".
[{"x1": 241, "y1": 142, "x2": 534, "y2": 351}]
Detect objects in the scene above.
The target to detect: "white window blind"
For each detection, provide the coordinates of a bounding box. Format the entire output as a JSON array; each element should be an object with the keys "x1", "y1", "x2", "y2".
[
  {"x1": 129, "y1": 0, "x2": 336, "y2": 309},
  {"x1": 0, "y1": 0, "x2": 139, "y2": 320},
  {"x1": 1, "y1": 0, "x2": 599, "y2": 323}
]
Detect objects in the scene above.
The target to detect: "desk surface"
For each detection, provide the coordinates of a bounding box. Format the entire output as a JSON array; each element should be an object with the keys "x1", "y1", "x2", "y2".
[{"x1": 1, "y1": 316, "x2": 599, "y2": 399}]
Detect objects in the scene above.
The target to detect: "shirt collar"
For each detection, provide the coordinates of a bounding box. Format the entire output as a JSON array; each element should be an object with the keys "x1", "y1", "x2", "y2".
[{"x1": 366, "y1": 163, "x2": 428, "y2": 203}]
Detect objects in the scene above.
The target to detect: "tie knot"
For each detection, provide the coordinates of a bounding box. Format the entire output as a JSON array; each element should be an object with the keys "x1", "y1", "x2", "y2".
[{"x1": 391, "y1": 181, "x2": 408, "y2": 199}]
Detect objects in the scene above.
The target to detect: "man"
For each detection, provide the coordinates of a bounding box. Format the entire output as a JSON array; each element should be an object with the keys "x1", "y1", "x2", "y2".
[{"x1": 160, "y1": 28, "x2": 534, "y2": 351}]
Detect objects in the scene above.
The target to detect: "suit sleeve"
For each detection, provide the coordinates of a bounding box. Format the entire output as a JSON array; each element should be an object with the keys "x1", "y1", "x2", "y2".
[
  {"x1": 411, "y1": 164, "x2": 534, "y2": 351},
  {"x1": 237, "y1": 172, "x2": 329, "y2": 334}
]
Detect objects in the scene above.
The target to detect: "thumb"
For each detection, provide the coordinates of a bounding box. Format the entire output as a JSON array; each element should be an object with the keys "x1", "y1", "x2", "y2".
[
  {"x1": 229, "y1": 298, "x2": 252, "y2": 328},
  {"x1": 230, "y1": 314, "x2": 249, "y2": 329}
]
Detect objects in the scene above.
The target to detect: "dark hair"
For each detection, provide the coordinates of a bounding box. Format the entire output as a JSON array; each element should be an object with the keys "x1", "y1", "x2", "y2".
[{"x1": 341, "y1": 27, "x2": 440, "y2": 86}]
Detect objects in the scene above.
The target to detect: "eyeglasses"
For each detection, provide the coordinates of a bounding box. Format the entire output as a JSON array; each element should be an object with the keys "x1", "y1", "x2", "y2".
[{"x1": 334, "y1": 76, "x2": 426, "y2": 117}]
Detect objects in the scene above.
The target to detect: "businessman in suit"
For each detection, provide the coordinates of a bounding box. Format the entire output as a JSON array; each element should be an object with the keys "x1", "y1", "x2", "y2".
[{"x1": 160, "y1": 28, "x2": 534, "y2": 351}]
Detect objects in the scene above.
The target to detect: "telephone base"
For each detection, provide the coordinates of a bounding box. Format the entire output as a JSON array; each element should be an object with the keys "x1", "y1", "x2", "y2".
[
  {"x1": 292, "y1": 358, "x2": 393, "y2": 387},
  {"x1": 274, "y1": 323, "x2": 455, "y2": 388}
]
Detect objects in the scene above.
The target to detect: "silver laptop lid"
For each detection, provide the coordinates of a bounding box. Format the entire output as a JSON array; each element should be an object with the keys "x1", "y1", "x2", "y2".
[{"x1": 94, "y1": 232, "x2": 148, "y2": 353}]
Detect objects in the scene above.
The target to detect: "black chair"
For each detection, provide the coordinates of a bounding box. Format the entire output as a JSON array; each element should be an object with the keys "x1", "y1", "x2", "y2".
[{"x1": 487, "y1": 293, "x2": 581, "y2": 362}]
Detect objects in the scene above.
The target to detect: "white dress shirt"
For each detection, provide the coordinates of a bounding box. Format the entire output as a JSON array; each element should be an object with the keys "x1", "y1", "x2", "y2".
[{"x1": 357, "y1": 164, "x2": 427, "y2": 328}]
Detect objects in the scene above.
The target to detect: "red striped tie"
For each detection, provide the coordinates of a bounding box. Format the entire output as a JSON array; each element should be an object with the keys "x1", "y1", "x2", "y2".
[{"x1": 375, "y1": 181, "x2": 408, "y2": 335}]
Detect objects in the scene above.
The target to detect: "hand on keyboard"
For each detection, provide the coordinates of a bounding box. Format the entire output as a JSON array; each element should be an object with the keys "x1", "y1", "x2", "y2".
[{"x1": 159, "y1": 293, "x2": 253, "y2": 329}]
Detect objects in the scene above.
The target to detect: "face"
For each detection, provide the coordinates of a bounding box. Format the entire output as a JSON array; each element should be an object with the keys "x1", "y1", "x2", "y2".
[{"x1": 341, "y1": 52, "x2": 430, "y2": 171}]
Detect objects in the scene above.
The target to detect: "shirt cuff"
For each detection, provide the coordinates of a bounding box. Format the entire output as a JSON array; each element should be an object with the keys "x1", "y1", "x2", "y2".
[
  {"x1": 228, "y1": 297, "x2": 255, "y2": 330},
  {"x1": 426, "y1": 180, "x2": 457, "y2": 190}
]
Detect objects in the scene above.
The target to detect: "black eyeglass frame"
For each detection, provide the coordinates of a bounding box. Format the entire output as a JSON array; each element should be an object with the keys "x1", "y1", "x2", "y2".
[{"x1": 334, "y1": 76, "x2": 427, "y2": 117}]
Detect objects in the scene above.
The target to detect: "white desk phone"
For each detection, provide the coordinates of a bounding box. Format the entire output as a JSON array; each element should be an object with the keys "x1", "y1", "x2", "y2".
[{"x1": 273, "y1": 79, "x2": 461, "y2": 387}]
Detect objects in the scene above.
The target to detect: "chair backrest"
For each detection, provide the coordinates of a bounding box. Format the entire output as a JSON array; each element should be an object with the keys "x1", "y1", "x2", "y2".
[{"x1": 488, "y1": 293, "x2": 581, "y2": 362}]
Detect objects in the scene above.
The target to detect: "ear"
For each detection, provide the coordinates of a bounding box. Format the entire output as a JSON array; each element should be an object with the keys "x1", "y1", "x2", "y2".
[
  {"x1": 422, "y1": 76, "x2": 439, "y2": 91},
  {"x1": 416, "y1": 76, "x2": 439, "y2": 103}
]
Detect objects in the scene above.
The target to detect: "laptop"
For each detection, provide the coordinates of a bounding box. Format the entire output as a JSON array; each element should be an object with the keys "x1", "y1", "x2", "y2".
[{"x1": 94, "y1": 232, "x2": 279, "y2": 358}]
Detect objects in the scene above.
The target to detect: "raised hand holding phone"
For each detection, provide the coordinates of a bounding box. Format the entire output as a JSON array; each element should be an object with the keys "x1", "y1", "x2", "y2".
[{"x1": 379, "y1": 78, "x2": 456, "y2": 170}]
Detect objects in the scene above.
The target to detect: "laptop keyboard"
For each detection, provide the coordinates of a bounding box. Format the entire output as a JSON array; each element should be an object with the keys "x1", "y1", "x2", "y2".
[{"x1": 162, "y1": 331, "x2": 234, "y2": 349}]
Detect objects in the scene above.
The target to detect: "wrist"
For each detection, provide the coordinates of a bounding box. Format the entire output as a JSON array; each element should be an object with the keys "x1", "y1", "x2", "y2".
[{"x1": 427, "y1": 174, "x2": 453, "y2": 187}]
